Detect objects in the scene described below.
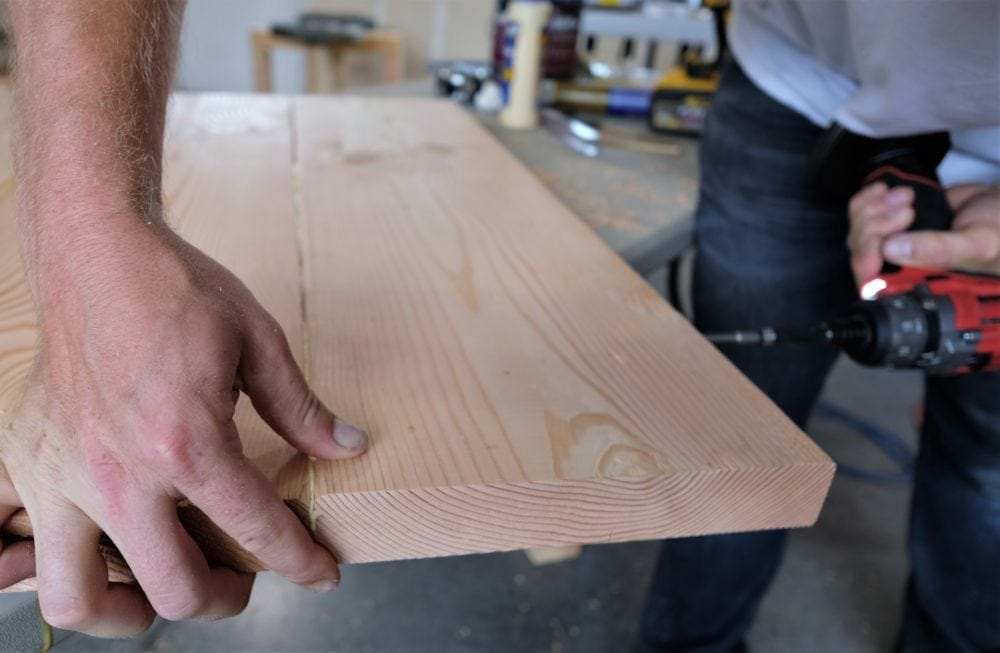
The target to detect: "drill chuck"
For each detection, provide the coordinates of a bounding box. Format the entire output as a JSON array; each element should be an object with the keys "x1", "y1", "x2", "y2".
[{"x1": 705, "y1": 283, "x2": 993, "y2": 375}]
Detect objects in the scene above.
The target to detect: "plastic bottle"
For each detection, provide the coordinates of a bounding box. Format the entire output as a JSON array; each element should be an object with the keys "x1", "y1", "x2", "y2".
[
  {"x1": 493, "y1": 1, "x2": 582, "y2": 81},
  {"x1": 499, "y1": 0, "x2": 552, "y2": 130}
]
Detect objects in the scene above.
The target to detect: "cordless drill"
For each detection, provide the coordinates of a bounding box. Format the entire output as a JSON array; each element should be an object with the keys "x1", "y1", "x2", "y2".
[{"x1": 706, "y1": 127, "x2": 1000, "y2": 375}]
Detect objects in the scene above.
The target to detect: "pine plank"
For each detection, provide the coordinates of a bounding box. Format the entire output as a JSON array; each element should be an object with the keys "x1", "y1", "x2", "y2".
[
  {"x1": 290, "y1": 97, "x2": 833, "y2": 562},
  {"x1": 0, "y1": 94, "x2": 834, "y2": 586}
]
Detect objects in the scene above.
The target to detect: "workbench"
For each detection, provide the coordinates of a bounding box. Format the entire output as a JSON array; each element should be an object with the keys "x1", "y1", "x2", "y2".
[{"x1": 479, "y1": 115, "x2": 699, "y2": 276}]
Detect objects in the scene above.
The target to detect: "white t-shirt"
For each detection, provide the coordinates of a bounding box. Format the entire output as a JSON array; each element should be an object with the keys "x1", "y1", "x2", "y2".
[{"x1": 730, "y1": 0, "x2": 1000, "y2": 186}]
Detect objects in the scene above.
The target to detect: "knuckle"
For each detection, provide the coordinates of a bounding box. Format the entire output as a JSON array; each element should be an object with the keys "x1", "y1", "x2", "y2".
[
  {"x1": 295, "y1": 391, "x2": 324, "y2": 429},
  {"x1": 257, "y1": 314, "x2": 289, "y2": 350},
  {"x1": 140, "y1": 423, "x2": 201, "y2": 480},
  {"x1": 231, "y1": 511, "x2": 316, "y2": 579},
  {"x1": 862, "y1": 207, "x2": 886, "y2": 228},
  {"x1": 857, "y1": 193, "x2": 879, "y2": 213},
  {"x1": 233, "y1": 510, "x2": 287, "y2": 554},
  {"x1": 245, "y1": 319, "x2": 294, "y2": 379},
  {"x1": 40, "y1": 595, "x2": 96, "y2": 630},
  {"x1": 80, "y1": 450, "x2": 133, "y2": 520},
  {"x1": 856, "y1": 216, "x2": 882, "y2": 240},
  {"x1": 260, "y1": 312, "x2": 286, "y2": 338}
]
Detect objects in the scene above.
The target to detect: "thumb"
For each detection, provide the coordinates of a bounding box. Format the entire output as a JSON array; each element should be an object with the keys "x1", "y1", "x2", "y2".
[
  {"x1": 883, "y1": 226, "x2": 1000, "y2": 273},
  {"x1": 239, "y1": 318, "x2": 368, "y2": 460}
]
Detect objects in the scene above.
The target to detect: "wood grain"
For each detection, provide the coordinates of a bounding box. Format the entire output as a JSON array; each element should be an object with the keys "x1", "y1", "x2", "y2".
[
  {"x1": 288, "y1": 97, "x2": 832, "y2": 562},
  {"x1": 0, "y1": 94, "x2": 834, "y2": 588}
]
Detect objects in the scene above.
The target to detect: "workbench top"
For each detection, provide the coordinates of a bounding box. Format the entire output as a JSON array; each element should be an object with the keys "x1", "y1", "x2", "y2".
[
  {"x1": 355, "y1": 77, "x2": 699, "y2": 274},
  {"x1": 476, "y1": 114, "x2": 698, "y2": 274}
]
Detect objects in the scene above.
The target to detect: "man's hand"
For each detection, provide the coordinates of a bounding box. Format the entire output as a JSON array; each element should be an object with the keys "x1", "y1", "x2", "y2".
[
  {"x1": 0, "y1": 226, "x2": 367, "y2": 637},
  {"x1": 3, "y1": 0, "x2": 368, "y2": 637},
  {"x1": 848, "y1": 181, "x2": 1000, "y2": 287}
]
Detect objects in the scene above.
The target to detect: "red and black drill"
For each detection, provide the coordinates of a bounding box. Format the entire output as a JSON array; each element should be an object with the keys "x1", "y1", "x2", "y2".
[{"x1": 706, "y1": 127, "x2": 1000, "y2": 375}]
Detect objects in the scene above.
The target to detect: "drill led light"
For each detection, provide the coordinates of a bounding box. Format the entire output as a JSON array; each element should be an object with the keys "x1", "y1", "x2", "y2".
[{"x1": 860, "y1": 277, "x2": 888, "y2": 300}]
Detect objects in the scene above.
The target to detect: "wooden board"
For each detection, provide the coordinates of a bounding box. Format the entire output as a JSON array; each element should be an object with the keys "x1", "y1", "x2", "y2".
[{"x1": 0, "y1": 94, "x2": 834, "y2": 577}]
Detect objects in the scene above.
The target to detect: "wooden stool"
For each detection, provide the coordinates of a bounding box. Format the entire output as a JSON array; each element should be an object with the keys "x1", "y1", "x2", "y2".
[{"x1": 251, "y1": 28, "x2": 406, "y2": 93}]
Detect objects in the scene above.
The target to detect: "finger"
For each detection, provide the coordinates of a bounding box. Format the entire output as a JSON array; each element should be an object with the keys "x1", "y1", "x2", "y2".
[
  {"x1": 851, "y1": 242, "x2": 886, "y2": 290},
  {"x1": 240, "y1": 316, "x2": 367, "y2": 459},
  {"x1": 108, "y1": 495, "x2": 253, "y2": 622},
  {"x1": 0, "y1": 502, "x2": 35, "y2": 589},
  {"x1": 882, "y1": 185, "x2": 915, "y2": 209},
  {"x1": 847, "y1": 190, "x2": 912, "y2": 252},
  {"x1": 884, "y1": 226, "x2": 1000, "y2": 272},
  {"x1": 0, "y1": 540, "x2": 36, "y2": 588},
  {"x1": 849, "y1": 209, "x2": 910, "y2": 286},
  {"x1": 851, "y1": 202, "x2": 914, "y2": 244},
  {"x1": 848, "y1": 181, "x2": 888, "y2": 218},
  {"x1": 177, "y1": 426, "x2": 340, "y2": 591},
  {"x1": 34, "y1": 504, "x2": 154, "y2": 637},
  {"x1": 850, "y1": 183, "x2": 912, "y2": 218},
  {"x1": 848, "y1": 205, "x2": 915, "y2": 288}
]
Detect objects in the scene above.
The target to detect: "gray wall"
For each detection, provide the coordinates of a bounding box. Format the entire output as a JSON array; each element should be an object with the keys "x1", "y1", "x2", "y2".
[
  {"x1": 178, "y1": 0, "x2": 311, "y2": 93},
  {"x1": 176, "y1": 0, "x2": 496, "y2": 93}
]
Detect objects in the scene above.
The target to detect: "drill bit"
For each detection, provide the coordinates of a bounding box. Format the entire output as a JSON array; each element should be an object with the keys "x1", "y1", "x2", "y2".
[
  {"x1": 706, "y1": 327, "x2": 780, "y2": 346},
  {"x1": 705, "y1": 319, "x2": 872, "y2": 348}
]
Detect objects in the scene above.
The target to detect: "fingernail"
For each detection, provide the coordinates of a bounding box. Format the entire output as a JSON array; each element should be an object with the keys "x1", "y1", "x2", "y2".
[
  {"x1": 885, "y1": 187, "x2": 911, "y2": 207},
  {"x1": 307, "y1": 579, "x2": 339, "y2": 593},
  {"x1": 332, "y1": 419, "x2": 368, "y2": 450},
  {"x1": 884, "y1": 236, "x2": 912, "y2": 261}
]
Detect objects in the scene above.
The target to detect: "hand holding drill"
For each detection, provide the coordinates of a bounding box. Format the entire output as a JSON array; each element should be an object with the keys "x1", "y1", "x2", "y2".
[
  {"x1": 706, "y1": 128, "x2": 1000, "y2": 375},
  {"x1": 848, "y1": 181, "x2": 1000, "y2": 286}
]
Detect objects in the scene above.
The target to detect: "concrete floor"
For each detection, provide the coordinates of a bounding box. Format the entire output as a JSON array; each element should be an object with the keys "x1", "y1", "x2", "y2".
[{"x1": 22, "y1": 355, "x2": 919, "y2": 653}]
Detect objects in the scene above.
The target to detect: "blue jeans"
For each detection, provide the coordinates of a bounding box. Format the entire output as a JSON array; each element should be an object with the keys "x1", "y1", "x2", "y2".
[{"x1": 639, "y1": 61, "x2": 1000, "y2": 653}]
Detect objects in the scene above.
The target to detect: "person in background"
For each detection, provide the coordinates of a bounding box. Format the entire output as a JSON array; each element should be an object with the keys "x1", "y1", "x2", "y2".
[
  {"x1": 640, "y1": 2, "x2": 999, "y2": 652},
  {"x1": 0, "y1": 0, "x2": 368, "y2": 637}
]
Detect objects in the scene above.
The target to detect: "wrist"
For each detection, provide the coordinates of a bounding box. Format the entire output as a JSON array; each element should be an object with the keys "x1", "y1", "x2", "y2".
[
  {"x1": 21, "y1": 200, "x2": 165, "y2": 259},
  {"x1": 23, "y1": 213, "x2": 175, "y2": 316},
  {"x1": 17, "y1": 140, "x2": 165, "y2": 227}
]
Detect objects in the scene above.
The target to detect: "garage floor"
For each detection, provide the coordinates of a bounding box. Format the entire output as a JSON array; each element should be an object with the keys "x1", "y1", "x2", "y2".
[{"x1": 38, "y1": 355, "x2": 921, "y2": 653}]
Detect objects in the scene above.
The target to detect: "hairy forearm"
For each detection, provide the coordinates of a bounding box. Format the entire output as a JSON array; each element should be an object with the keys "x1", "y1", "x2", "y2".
[{"x1": 10, "y1": 0, "x2": 185, "y2": 284}]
